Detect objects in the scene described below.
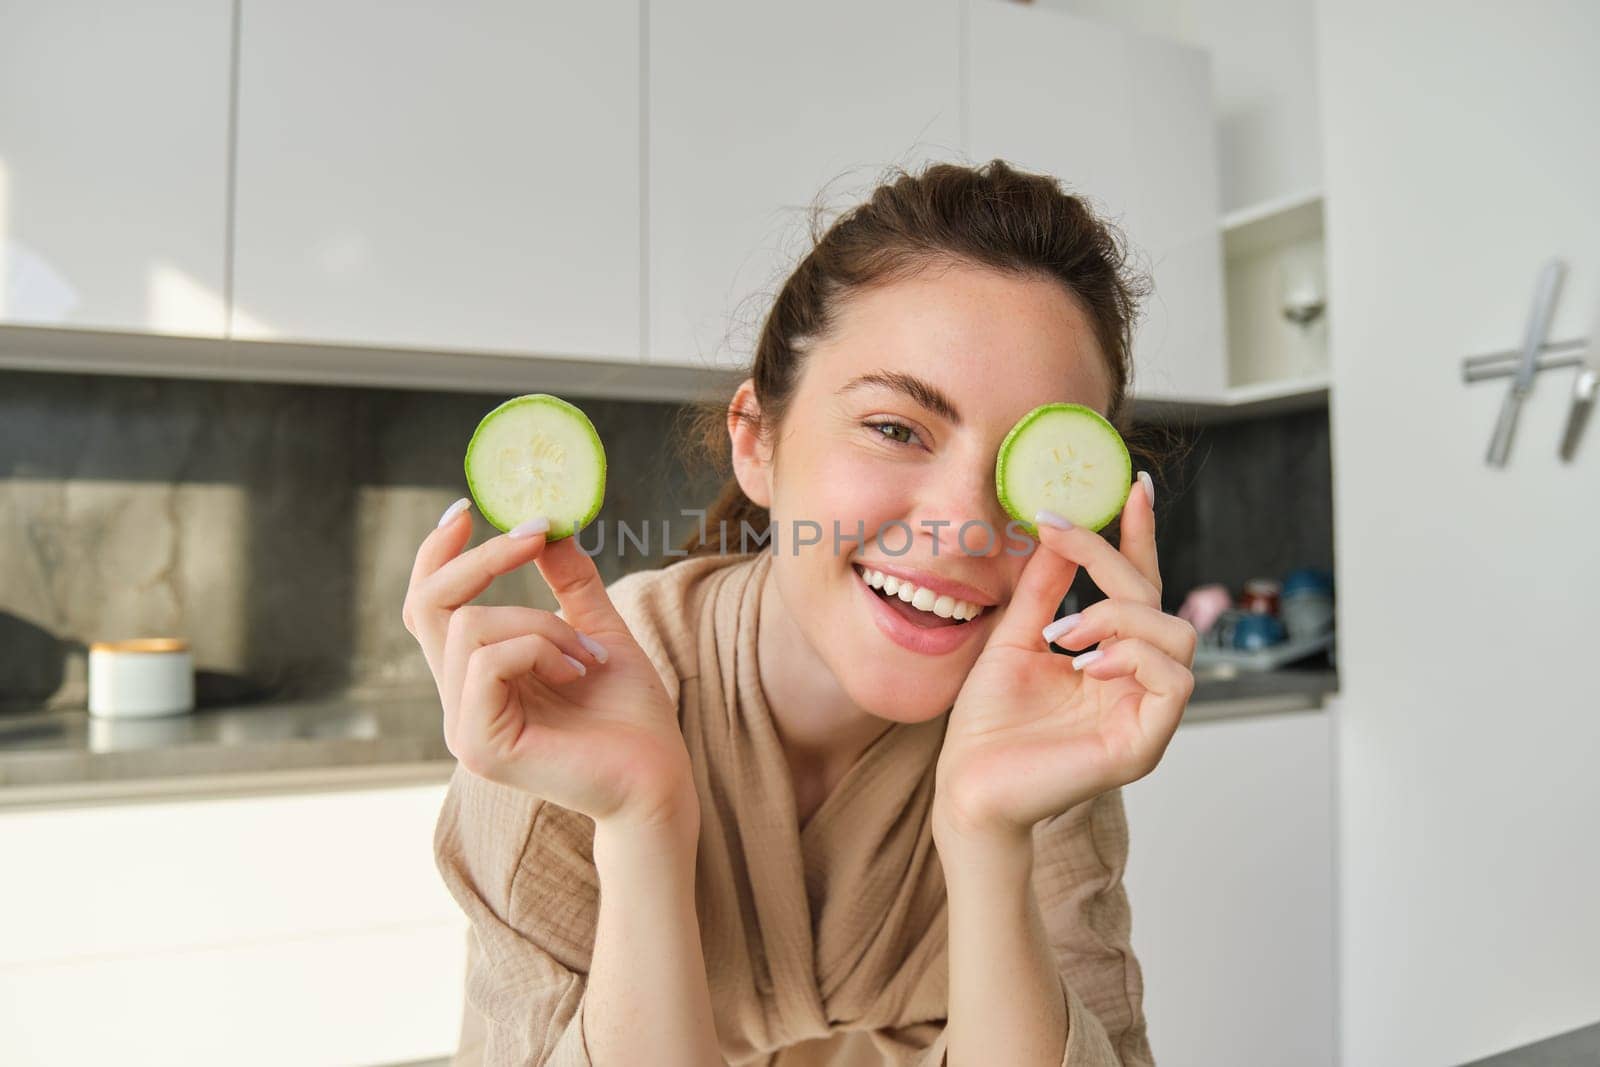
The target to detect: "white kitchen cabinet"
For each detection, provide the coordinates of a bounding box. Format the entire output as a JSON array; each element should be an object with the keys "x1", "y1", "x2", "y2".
[
  {"x1": 231, "y1": 0, "x2": 640, "y2": 361},
  {"x1": 1121, "y1": 707, "x2": 1336, "y2": 1067},
  {"x1": 0, "y1": 0, "x2": 232, "y2": 335},
  {"x1": 967, "y1": 1, "x2": 1228, "y2": 403},
  {"x1": 0, "y1": 782, "x2": 466, "y2": 1067},
  {"x1": 647, "y1": 0, "x2": 964, "y2": 369}
]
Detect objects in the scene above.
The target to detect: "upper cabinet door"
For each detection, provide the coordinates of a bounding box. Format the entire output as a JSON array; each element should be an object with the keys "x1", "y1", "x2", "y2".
[
  {"x1": 967, "y1": 1, "x2": 1227, "y2": 403},
  {"x1": 647, "y1": 0, "x2": 963, "y2": 369},
  {"x1": 1121, "y1": 28, "x2": 1228, "y2": 404},
  {"x1": 0, "y1": 0, "x2": 232, "y2": 336},
  {"x1": 232, "y1": 1, "x2": 641, "y2": 361}
]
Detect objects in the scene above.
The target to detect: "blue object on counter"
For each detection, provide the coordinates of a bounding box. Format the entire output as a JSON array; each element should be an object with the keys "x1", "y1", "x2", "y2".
[
  {"x1": 1232, "y1": 612, "x2": 1288, "y2": 650},
  {"x1": 1282, "y1": 568, "x2": 1334, "y2": 598}
]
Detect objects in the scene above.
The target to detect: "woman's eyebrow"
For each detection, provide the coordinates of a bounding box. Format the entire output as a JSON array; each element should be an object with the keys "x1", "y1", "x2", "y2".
[{"x1": 835, "y1": 371, "x2": 963, "y2": 427}]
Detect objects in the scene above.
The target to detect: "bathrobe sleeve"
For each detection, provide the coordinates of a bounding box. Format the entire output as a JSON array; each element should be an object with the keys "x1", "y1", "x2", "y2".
[
  {"x1": 892, "y1": 987, "x2": 1138, "y2": 1067},
  {"x1": 1027, "y1": 786, "x2": 1155, "y2": 1066},
  {"x1": 894, "y1": 787, "x2": 1154, "y2": 1067},
  {"x1": 434, "y1": 760, "x2": 602, "y2": 1067},
  {"x1": 432, "y1": 566, "x2": 694, "y2": 1067}
]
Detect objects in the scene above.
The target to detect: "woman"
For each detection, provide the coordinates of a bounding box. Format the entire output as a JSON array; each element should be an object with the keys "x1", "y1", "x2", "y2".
[{"x1": 405, "y1": 159, "x2": 1197, "y2": 1066}]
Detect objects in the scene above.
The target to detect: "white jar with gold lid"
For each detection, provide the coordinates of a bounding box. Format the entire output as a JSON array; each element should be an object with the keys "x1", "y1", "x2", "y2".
[{"x1": 87, "y1": 638, "x2": 195, "y2": 718}]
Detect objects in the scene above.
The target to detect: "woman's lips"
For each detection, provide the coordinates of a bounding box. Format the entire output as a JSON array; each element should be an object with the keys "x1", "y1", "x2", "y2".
[
  {"x1": 854, "y1": 566, "x2": 985, "y2": 656},
  {"x1": 852, "y1": 559, "x2": 998, "y2": 608}
]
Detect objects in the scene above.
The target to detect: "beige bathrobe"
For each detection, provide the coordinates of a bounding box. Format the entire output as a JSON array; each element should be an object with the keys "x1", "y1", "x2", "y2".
[{"x1": 433, "y1": 548, "x2": 1154, "y2": 1066}]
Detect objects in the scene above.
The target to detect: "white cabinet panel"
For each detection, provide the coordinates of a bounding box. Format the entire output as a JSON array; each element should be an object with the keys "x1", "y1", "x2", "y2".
[
  {"x1": 0, "y1": 0, "x2": 232, "y2": 335},
  {"x1": 967, "y1": 1, "x2": 1227, "y2": 403},
  {"x1": 1121, "y1": 28, "x2": 1228, "y2": 403},
  {"x1": 233, "y1": 0, "x2": 640, "y2": 361},
  {"x1": 966, "y1": 3, "x2": 1137, "y2": 226},
  {"x1": 0, "y1": 921, "x2": 466, "y2": 1067},
  {"x1": 1121, "y1": 711, "x2": 1336, "y2": 1067},
  {"x1": 0, "y1": 782, "x2": 467, "y2": 1065},
  {"x1": 0, "y1": 783, "x2": 457, "y2": 966},
  {"x1": 648, "y1": 0, "x2": 963, "y2": 369}
]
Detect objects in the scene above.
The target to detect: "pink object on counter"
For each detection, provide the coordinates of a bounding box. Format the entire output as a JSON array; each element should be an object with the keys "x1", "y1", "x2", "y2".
[{"x1": 1177, "y1": 584, "x2": 1233, "y2": 635}]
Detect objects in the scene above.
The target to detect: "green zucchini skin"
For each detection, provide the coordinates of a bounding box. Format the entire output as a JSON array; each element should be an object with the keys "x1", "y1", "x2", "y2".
[
  {"x1": 463, "y1": 393, "x2": 607, "y2": 540},
  {"x1": 995, "y1": 402, "x2": 1132, "y2": 536}
]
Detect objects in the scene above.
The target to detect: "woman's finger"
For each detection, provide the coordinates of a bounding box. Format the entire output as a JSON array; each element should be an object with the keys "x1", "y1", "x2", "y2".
[
  {"x1": 1117, "y1": 471, "x2": 1161, "y2": 598},
  {"x1": 407, "y1": 519, "x2": 551, "y2": 663},
  {"x1": 450, "y1": 632, "x2": 588, "y2": 774},
  {"x1": 1072, "y1": 636, "x2": 1195, "y2": 763},
  {"x1": 402, "y1": 498, "x2": 478, "y2": 670},
  {"x1": 409, "y1": 496, "x2": 474, "y2": 593},
  {"x1": 1033, "y1": 512, "x2": 1161, "y2": 608},
  {"x1": 985, "y1": 529, "x2": 1081, "y2": 653},
  {"x1": 441, "y1": 605, "x2": 607, "y2": 743},
  {"x1": 531, "y1": 534, "x2": 634, "y2": 638},
  {"x1": 1043, "y1": 597, "x2": 1197, "y2": 665}
]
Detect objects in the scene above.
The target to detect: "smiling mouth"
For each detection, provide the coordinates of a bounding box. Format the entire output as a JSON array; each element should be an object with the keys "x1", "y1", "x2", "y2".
[{"x1": 852, "y1": 564, "x2": 992, "y2": 629}]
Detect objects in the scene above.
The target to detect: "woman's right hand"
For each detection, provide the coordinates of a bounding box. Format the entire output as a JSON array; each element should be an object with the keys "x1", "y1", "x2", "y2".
[{"x1": 402, "y1": 501, "x2": 693, "y2": 833}]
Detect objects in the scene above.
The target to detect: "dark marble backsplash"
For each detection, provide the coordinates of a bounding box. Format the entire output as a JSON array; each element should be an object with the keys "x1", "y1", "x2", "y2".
[
  {"x1": 0, "y1": 366, "x2": 1332, "y2": 712},
  {"x1": 0, "y1": 367, "x2": 724, "y2": 711},
  {"x1": 1134, "y1": 405, "x2": 1336, "y2": 616}
]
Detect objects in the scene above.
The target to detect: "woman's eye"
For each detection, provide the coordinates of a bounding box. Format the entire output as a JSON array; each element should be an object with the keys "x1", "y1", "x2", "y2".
[{"x1": 865, "y1": 420, "x2": 922, "y2": 448}]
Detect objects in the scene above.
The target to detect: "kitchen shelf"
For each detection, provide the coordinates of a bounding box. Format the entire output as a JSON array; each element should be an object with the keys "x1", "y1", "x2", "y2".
[
  {"x1": 1217, "y1": 187, "x2": 1330, "y2": 411},
  {"x1": 1132, "y1": 372, "x2": 1330, "y2": 424},
  {"x1": 1221, "y1": 372, "x2": 1330, "y2": 404},
  {"x1": 1222, "y1": 188, "x2": 1324, "y2": 258}
]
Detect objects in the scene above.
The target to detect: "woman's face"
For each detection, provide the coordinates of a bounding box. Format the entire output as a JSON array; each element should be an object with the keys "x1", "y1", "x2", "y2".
[{"x1": 734, "y1": 258, "x2": 1114, "y2": 723}]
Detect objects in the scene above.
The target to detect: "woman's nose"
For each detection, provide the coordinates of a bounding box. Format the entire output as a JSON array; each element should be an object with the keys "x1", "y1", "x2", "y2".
[{"x1": 913, "y1": 469, "x2": 1011, "y2": 560}]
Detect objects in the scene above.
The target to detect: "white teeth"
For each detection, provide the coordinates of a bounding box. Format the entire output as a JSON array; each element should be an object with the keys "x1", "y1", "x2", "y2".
[{"x1": 857, "y1": 565, "x2": 981, "y2": 622}]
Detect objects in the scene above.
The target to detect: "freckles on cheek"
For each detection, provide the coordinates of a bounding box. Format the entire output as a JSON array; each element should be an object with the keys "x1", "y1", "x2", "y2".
[{"x1": 809, "y1": 453, "x2": 905, "y2": 529}]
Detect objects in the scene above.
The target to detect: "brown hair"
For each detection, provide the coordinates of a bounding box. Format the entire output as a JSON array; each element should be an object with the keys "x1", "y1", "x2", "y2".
[{"x1": 671, "y1": 157, "x2": 1179, "y2": 558}]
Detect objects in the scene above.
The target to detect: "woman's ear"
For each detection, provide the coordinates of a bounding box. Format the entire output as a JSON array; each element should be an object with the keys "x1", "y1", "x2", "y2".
[{"x1": 727, "y1": 378, "x2": 774, "y2": 509}]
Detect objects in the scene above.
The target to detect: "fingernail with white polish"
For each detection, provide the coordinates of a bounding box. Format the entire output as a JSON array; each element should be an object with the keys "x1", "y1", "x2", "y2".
[
  {"x1": 1035, "y1": 508, "x2": 1074, "y2": 530},
  {"x1": 576, "y1": 631, "x2": 608, "y2": 663},
  {"x1": 1072, "y1": 649, "x2": 1105, "y2": 671},
  {"x1": 1042, "y1": 612, "x2": 1084, "y2": 645},
  {"x1": 509, "y1": 516, "x2": 550, "y2": 539},
  {"x1": 1137, "y1": 470, "x2": 1155, "y2": 510},
  {"x1": 436, "y1": 497, "x2": 471, "y2": 529},
  {"x1": 562, "y1": 653, "x2": 587, "y2": 675}
]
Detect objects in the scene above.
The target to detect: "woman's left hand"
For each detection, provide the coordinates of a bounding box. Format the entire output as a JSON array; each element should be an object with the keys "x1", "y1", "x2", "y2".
[{"x1": 933, "y1": 478, "x2": 1198, "y2": 843}]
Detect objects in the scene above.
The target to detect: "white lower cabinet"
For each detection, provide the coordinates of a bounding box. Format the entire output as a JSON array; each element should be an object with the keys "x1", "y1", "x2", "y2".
[
  {"x1": 1121, "y1": 708, "x2": 1337, "y2": 1067},
  {"x1": 0, "y1": 782, "x2": 466, "y2": 1067}
]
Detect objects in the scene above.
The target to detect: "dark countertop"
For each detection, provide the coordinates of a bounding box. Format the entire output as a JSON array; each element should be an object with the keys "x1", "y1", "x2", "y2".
[
  {"x1": 1460, "y1": 1020, "x2": 1600, "y2": 1066},
  {"x1": 1183, "y1": 661, "x2": 1338, "y2": 724},
  {"x1": 0, "y1": 664, "x2": 1337, "y2": 808},
  {"x1": 0, "y1": 691, "x2": 454, "y2": 808}
]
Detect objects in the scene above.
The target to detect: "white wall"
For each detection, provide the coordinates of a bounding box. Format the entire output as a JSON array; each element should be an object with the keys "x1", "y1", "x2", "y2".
[
  {"x1": 1036, "y1": 0, "x2": 1323, "y2": 212},
  {"x1": 1317, "y1": 2, "x2": 1600, "y2": 1064}
]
